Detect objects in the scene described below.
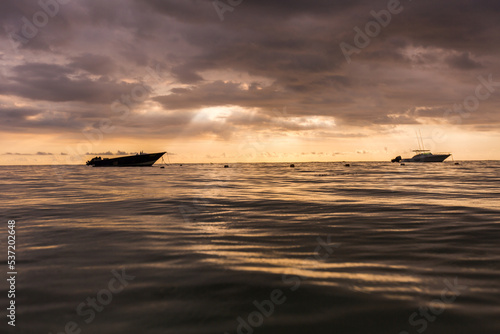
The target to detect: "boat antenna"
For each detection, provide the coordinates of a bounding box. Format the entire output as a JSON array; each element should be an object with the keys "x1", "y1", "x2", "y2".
[
  {"x1": 415, "y1": 130, "x2": 422, "y2": 151},
  {"x1": 418, "y1": 130, "x2": 425, "y2": 151}
]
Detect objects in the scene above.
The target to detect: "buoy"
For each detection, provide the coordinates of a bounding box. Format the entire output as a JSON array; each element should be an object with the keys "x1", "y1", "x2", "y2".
[
  {"x1": 455, "y1": 162, "x2": 460, "y2": 165},
  {"x1": 290, "y1": 164, "x2": 295, "y2": 168},
  {"x1": 400, "y1": 163, "x2": 405, "y2": 166},
  {"x1": 160, "y1": 166, "x2": 165, "y2": 169},
  {"x1": 344, "y1": 164, "x2": 350, "y2": 167},
  {"x1": 179, "y1": 164, "x2": 182, "y2": 166},
  {"x1": 224, "y1": 165, "x2": 229, "y2": 168}
]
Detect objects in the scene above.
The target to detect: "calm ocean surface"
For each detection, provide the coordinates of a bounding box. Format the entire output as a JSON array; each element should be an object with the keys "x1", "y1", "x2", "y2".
[{"x1": 2, "y1": 161, "x2": 500, "y2": 334}]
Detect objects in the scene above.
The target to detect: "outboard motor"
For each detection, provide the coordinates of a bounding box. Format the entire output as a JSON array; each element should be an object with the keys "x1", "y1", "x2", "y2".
[{"x1": 391, "y1": 155, "x2": 402, "y2": 163}]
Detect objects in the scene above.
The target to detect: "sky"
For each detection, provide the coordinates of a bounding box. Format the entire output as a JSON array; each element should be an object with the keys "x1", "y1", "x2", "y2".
[{"x1": 1, "y1": 0, "x2": 500, "y2": 164}]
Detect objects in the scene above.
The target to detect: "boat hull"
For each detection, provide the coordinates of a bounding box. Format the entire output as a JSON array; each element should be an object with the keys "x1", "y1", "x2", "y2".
[
  {"x1": 86, "y1": 152, "x2": 166, "y2": 167},
  {"x1": 401, "y1": 154, "x2": 450, "y2": 163}
]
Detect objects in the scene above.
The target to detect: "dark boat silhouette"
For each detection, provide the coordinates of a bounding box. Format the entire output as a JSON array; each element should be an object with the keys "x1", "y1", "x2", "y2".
[{"x1": 86, "y1": 151, "x2": 166, "y2": 167}]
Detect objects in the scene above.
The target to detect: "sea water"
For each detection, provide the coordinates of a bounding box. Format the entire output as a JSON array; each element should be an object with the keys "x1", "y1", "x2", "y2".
[{"x1": 1, "y1": 161, "x2": 499, "y2": 333}]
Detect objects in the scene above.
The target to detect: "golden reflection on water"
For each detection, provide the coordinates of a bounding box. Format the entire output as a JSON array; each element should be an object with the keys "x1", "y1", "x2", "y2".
[{"x1": 193, "y1": 244, "x2": 423, "y2": 296}]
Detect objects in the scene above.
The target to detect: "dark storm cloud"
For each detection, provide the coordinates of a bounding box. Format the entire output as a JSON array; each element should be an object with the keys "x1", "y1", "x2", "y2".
[
  {"x1": 385, "y1": 0, "x2": 500, "y2": 53},
  {"x1": 69, "y1": 53, "x2": 117, "y2": 75},
  {"x1": 138, "y1": 0, "x2": 366, "y2": 26},
  {"x1": 446, "y1": 52, "x2": 483, "y2": 70},
  {"x1": 143, "y1": 0, "x2": 500, "y2": 128},
  {"x1": 0, "y1": 105, "x2": 83, "y2": 132},
  {"x1": 154, "y1": 81, "x2": 287, "y2": 110},
  {"x1": 0, "y1": 107, "x2": 40, "y2": 120},
  {"x1": 1, "y1": 62, "x2": 149, "y2": 103},
  {"x1": 171, "y1": 64, "x2": 204, "y2": 84},
  {"x1": 1, "y1": 0, "x2": 500, "y2": 140}
]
